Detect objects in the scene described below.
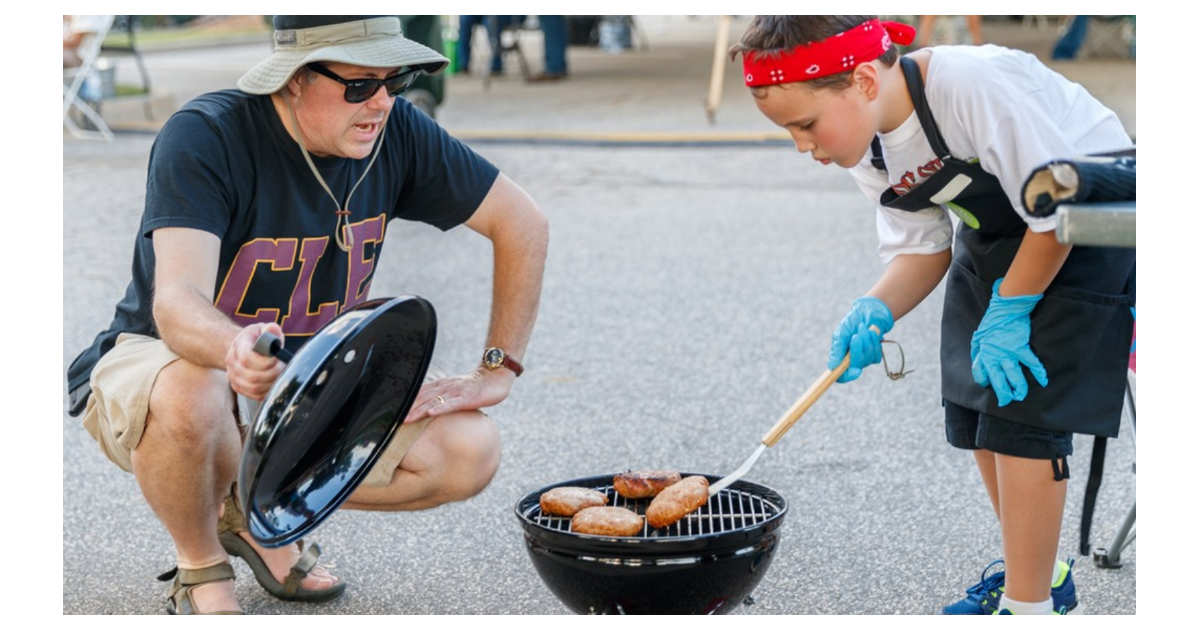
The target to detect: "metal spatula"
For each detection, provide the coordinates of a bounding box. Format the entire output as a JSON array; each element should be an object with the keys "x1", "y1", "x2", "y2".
[{"x1": 709, "y1": 353, "x2": 851, "y2": 496}]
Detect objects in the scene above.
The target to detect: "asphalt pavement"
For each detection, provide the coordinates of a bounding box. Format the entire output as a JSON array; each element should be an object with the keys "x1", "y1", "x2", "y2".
[{"x1": 61, "y1": 17, "x2": 1139, "y2": 619}]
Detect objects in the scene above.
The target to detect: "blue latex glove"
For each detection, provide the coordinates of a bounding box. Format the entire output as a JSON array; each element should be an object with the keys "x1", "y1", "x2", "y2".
[
  {"x1": 970, "y1": 279, "x2": 1049, "y2": 406},
  {"x1": 828, "y1": 296, "x2": 894, "y2": 383}
]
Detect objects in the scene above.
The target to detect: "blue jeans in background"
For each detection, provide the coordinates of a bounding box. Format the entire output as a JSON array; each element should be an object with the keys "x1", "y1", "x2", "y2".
[
  {"x1": 1052, "y1": 16, "x2": 1090, "y2": 60},
  {"x1": 539, "y1": 16, "x2": 568, "y2": 76}
]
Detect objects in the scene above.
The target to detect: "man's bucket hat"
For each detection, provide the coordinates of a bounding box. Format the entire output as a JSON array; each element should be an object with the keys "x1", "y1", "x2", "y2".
[{"x1": 238, "y1": 15, "x2": 449, "y2": 95}]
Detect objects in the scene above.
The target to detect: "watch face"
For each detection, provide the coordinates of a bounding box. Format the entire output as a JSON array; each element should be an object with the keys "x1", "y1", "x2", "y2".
[{"x1": 484, "y1": 347, "x2": 504, "y2": 368}]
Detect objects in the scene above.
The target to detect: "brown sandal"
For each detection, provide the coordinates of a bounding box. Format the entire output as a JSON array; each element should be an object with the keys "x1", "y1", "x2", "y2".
[
  {"x1": 217, "y1": 486, "x2": 347, "y2": 602},
  {"x1": 157, "y1": 562, "x2": 242, "y2": 615}
]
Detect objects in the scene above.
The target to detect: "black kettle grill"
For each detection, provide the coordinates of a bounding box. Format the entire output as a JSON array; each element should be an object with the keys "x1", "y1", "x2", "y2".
[{"x1": 515, "y1": 473, "x2": 788, "y2": 615}]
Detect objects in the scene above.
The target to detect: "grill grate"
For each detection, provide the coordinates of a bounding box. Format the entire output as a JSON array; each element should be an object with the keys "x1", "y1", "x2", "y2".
[{"x1": 528, "y1": 483, "x2": 785, "y2": 538}]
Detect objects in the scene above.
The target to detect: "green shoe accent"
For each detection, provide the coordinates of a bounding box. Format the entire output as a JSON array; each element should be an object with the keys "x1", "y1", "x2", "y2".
[{"x1": 1051, "y1": 560, "x2": 1071, "y2": 589}]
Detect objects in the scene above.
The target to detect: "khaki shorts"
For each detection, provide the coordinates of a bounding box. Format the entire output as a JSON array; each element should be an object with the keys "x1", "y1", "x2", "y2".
[{"x1": 82, "y1": 333, "x2": 430, "y2": 488}]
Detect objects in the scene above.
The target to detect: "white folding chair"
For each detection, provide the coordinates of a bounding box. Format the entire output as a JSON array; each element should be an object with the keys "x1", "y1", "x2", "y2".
[{"x1": 63, "y1": 15, "x2": 116, "y2": 141}]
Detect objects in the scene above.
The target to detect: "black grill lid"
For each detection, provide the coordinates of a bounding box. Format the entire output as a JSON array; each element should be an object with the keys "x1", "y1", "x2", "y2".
[{"x1": 238, "y1": 295, "x2": 436, "y2": 547}]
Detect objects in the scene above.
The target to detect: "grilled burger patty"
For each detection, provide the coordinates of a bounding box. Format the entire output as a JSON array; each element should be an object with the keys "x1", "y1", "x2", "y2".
[
  {"x1": 570, "y1": 506, "x2": 645, "y2": 536},
  {"x1": 646, "y1": 475, "x2": 709, "y2": 528},
  {"x1": 539, "y1": 486, "x2": 608, "y2": 516},
  {"x1": 613, "y1": 469, "x2": 683, "y2": 499}
]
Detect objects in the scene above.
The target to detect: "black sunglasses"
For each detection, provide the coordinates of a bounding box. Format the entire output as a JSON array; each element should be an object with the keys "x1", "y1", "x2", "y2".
[{"x1": 305, "y1": 62, "x2": 421, "y2": 103}]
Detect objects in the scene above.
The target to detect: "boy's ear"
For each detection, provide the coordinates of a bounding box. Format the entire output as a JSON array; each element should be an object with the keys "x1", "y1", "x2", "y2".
[{"x1": 852, "y1": 63, "x2": 881, "y2": 101}]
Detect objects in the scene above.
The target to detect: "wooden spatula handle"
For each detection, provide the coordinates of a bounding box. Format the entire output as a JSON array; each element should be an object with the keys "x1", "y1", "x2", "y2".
[
  {"x1": 758, "y1": 324, "x2": 883, "y2": 447},
  {"x1": 761, "y1": 354, "x2": 849, "y2": 446}
]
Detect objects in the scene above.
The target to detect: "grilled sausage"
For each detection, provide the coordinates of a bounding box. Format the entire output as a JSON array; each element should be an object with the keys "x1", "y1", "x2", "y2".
[
  {"x1": 646, "y1": 475, "x2": 709, "y2": 528},
  {"x1": 540, "y1": 487, "x2": 608, "y2": 516},
  {"x1": 613, "y1": 469, "x2": 683, "y2": 499},
  {"x1": 570, "y1": 506, "x2": 645, "y2": 537}
]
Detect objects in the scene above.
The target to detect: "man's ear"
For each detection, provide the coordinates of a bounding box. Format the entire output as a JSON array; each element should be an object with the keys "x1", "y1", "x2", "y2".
[
  {"x1": 285, "y1": 71, "x2": 304, "y2": 97},
  {"x1": 853, "y1": 62, "x2": 881, "y2": 101}
]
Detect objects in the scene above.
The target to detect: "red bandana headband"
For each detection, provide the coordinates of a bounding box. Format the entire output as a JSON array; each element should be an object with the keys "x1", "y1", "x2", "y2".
[{"x1": 743, "y1": 19, "x2": 916, "y2": 87}]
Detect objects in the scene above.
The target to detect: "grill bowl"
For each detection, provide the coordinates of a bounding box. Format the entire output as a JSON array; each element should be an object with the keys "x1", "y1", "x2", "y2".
[{"x1": 515, "y1": 473, "x2": 788, "y2": 615}]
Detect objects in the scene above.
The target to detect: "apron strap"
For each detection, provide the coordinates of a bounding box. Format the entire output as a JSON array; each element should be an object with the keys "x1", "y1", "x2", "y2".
[
  {"x1": 870, "y1": 136, "x2": 886, "y2": 170},
  {"x1": 900, "y1": 56, "x2": 953, "y2": 159},
  {"x1": 1079, "y1": 435, "x2": 1108, "y2": 555},
  {"x1": 871, "y1": 55, "x2": 953, "y2": 172}
]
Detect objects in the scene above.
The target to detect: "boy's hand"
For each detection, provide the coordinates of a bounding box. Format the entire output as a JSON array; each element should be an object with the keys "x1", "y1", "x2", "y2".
[
  {"x1": 970, "y1": 279, "x2": 1049, "y2": 406},
  {"x1": 828, "y1": 296, "x2": 894, "y2": 383}
]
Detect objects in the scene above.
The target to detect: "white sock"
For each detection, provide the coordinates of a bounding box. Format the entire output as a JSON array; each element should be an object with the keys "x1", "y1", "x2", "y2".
[{"x1": 998, "y1": 594, "x2": 1054, "y2": 615}]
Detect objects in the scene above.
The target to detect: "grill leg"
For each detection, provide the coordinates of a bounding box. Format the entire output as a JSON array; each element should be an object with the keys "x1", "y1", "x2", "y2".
[{"x1": 1093, "y1": 501, "x2": 1136, "y2": 568}]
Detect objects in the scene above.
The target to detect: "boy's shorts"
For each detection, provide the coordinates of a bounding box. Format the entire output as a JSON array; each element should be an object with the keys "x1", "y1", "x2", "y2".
[
  {"x1": 944, "y1": 399, "x2": 1074, "y2": 461},
  {"x1": 83, "y1": 333, "x2": 430, "y2": 488}
]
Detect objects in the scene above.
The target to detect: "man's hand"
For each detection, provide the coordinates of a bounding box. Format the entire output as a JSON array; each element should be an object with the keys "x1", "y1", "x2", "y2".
[
  {"x1": 225, "y1": 323, "x2": 286, "y2": 400},
  {"x1": 405, "y1": 367, "x2": 515, "y2": 423}
]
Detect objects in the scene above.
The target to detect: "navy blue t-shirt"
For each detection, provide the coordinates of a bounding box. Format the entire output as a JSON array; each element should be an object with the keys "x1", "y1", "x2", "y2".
[{"x1": 67, "y1": 90, "x2": 499, "y2": 394}]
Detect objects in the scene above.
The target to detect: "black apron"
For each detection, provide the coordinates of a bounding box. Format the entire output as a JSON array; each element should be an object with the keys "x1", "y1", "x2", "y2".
[{"x1": 871, "y1": 57, "x2": 1135, "y2": 437}]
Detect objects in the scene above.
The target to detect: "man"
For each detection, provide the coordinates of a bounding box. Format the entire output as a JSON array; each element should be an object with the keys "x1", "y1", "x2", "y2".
[{"x1": 66, "y1": 15, "x2": 547, "y2": 614}]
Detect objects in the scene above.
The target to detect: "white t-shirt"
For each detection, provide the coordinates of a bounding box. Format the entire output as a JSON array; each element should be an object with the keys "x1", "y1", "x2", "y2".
[{"x1": 848, "y1": 45, "x2": 1132, "y2": 264}]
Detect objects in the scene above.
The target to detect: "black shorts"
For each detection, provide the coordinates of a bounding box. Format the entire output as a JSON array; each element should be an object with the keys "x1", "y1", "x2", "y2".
[{"x1": 944, "y1": 399, "x2": 1074, "y2": 460}]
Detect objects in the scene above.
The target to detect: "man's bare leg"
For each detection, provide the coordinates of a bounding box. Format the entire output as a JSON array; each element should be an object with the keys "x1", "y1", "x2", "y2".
[
  {"x1": 133, "y1": 360, "x2": 242, "y2": 613},
  {"x1": 344, "y1": 410, "x2": 500, "y2": 511},
  {"x1": 133, "y1": 360, "x2": 337, "y2": 613}
]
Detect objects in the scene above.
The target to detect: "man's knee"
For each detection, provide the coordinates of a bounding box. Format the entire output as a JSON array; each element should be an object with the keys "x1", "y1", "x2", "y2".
[
  {"x1": 444, "y1": 411, "x2": 500, "y2": 459},
  {"x1": 144, "y1": 360, "x2": 237, "y2": 446},
  {"x1": 429, "y1": 411, "x2": 501, "y2": 499}
]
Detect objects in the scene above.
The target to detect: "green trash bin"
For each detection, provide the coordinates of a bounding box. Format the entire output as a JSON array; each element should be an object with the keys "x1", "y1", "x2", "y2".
[{"x1": 398, "y1": 15, "x2": 446, "y2": 118}]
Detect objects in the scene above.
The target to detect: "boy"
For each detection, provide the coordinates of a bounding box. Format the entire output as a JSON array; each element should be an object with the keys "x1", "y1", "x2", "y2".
[{"x1": 731, "y1": 16, "x2": 1134, "y2": 614}]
